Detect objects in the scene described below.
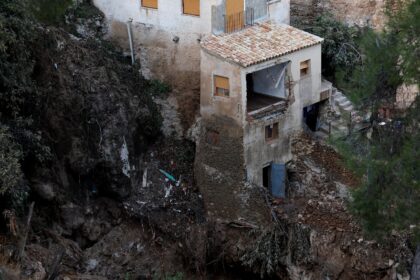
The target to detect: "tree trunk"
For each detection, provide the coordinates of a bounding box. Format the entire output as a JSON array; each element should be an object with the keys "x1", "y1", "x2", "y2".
[
  {"x1": 16, "y1": 202, "x2": 35, "y2": 261},
  {"x1": 412, "y1": 245, "x2": 420, "y2": 280}
]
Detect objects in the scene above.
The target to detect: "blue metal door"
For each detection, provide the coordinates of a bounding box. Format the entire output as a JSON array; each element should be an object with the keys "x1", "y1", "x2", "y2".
[{"x1": 271, "y1": 163, "x2": 286, "y2": 198}]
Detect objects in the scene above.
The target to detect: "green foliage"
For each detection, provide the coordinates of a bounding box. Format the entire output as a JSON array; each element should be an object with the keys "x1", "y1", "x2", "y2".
[
  {"x1": 335, "y1": 29, "x2": 402, "y2": 106},
  {"x1": 304, "y1": 13, "x2": 361, "y2": 79},
  {"x1": 0, "y1": 0, "x2": 52, "y2": 163},
  {"x1": 0, "y1": 126, "x2": 23, "y2": 194},
  {"x1": 332, "y1": 0, "x2": 420, "y2": 240},
  {"x1": 146, "y1": 80, "x2": 171, "y2": 97},
  {"x1": 387, "y1": 0, "x2": 420, "y2": 85},
  {"x1": 338, "y1": 103, "x2": 420, "y2": 240},
  {"x1": 240, "y1": 225, "x2": 287, "y2": 278},
  {"x1": 0, "y1": 0, "x2": 51, "y2": 211},
  {"x1": 29, "y1": 0, "x2": 73, "y2": 25},
  {"x1": 0, "y1": 0, "x2": 37, "y2": 117}
]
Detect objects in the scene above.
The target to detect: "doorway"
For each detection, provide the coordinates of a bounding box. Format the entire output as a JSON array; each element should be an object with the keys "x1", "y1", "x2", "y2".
[
  {"x1": 303, "y1": 103, "x2": 320, "y2": 131},
  {"x1": 263, "y1": 165, "x2": 271, "y2": 189},
  {"x1": 263, "y1": 163, "x2": 286, "y2": 198}
]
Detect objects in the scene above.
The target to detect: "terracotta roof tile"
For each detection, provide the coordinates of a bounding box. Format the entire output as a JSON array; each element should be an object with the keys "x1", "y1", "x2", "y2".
[{"x1": 201, "y1": 21, "x2": 323, "y2": 67}]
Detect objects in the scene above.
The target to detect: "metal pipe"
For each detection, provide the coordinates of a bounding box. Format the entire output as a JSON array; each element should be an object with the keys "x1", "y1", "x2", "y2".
[{"x1": 126, "y1": 18, "x2": 135, "y2": 65}]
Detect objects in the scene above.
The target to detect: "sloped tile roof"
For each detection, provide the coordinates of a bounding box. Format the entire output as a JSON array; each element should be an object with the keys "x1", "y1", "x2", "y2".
[{"x1": 201, "y1": 21, "x2": 323, "y2": 67}]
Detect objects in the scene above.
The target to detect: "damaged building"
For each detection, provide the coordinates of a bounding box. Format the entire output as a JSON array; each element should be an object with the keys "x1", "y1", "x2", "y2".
[
  {"x1": 93, "y1": 0, "x2": 332, "y2": 223},
  {"x1": 196, "y1": 21, "x2": 332, "y2": 221}
]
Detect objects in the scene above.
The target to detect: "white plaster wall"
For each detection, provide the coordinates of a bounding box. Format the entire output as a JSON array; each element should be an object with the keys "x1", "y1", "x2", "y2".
[
  {"x1": 93, "y1": 0, "x2": 223, "y2": 87},
  {"x1": 200, "y1": 50, "x2": 244, "y2": 125},
  {"x1": 244, "y1": 116, "x2": 292, "y2": 185},
  {"x1": 268, "y1": 0, "x2": 291, "y2": 24},
  {"x1": 242, "y1": 44, "x2": 322, "y2": 185},
  {"x1": 251, "y1": 63, "x2": 287, "y2": 98},
  {"x1": 93, "y1": 0, "x2": 222, "y2": 34},
  {"x1": 199, "y1": 36, "x2": 322, "y2": 186},
  {"x1": 93, "y1": 0, "x2": 292, "y2": 86}
]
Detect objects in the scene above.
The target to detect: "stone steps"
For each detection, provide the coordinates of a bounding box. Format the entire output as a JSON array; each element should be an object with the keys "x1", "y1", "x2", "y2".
[{"x1": 316, "y1": 88, "x2": 361, "y2": 139}]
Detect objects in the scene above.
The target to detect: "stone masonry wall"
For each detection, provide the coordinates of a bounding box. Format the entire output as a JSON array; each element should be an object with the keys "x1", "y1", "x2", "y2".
[{"x1": 291, "y1": 0, "x2": 387, "y2": 30}]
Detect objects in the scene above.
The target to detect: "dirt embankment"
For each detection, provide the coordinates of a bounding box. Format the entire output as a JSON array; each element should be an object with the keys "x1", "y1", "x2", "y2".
[{"x1": 0, "y1": 2, "x2": 205, "y2": 278}]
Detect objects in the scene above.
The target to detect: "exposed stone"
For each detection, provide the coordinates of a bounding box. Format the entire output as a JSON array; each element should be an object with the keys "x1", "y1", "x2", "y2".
[{"x1": 291, "y1": 0, "x2": 388, "y2": 30}]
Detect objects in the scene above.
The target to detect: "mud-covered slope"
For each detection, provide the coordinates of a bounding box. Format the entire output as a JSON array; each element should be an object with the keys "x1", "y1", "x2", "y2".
[{"x1": 31, "y1": 28, "x2": 161, "y2": 199}]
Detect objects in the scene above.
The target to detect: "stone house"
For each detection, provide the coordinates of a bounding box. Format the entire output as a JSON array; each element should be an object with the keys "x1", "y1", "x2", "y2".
[
  {"x1": 196, "y1": 21, "x2": 332, "y2": 220},
  {"x1": 94, "y1": 0, "x2": 332, "y2": 222}
]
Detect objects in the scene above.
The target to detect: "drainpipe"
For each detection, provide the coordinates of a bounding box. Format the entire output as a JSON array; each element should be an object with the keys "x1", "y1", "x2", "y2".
[{"x1": 126, "y1": 18, "x2": 135, "y2": 65}]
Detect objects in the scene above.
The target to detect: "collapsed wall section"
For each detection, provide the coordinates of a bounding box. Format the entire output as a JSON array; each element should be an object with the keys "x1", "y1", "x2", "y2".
[{"x1": 194, "y1": 116, "x2": 270, "y2": 224}]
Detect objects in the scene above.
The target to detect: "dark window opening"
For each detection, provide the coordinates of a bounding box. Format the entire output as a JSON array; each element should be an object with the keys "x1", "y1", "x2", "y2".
[{"x1": 265, "y1": 123, "x2": 279, "y2": 141}]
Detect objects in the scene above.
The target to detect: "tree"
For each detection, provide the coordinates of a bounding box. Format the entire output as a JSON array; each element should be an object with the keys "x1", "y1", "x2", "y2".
[
  {"x1": 387, "y1": 0, "x2": 420, "y2": 85},
  {"x1": 334, "y1": 0, "x2": 420, "y2": 240},
  {"x1": 303, "y1": 13, "x2": 361, "y2": 80},
  {"x1": 0, "y1": 126, "x2": 23, "y2": 195},
  {"x1": 0, "y1": 0, "x2": 50, "y2": 211}
]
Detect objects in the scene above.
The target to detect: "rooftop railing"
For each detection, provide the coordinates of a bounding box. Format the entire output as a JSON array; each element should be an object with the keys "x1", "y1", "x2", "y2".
[
  {"x1": 212, "y1": 0, "x2": 268, "y2": 34},
  {"x1": 223, "y1": 8, "x2": 255, "y2": 33}
]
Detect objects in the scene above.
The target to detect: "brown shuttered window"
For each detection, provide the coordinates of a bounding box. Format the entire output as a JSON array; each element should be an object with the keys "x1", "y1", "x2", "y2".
[
  {"x1": 142, "y1": 0, "x2": 158, "y2": 9},
  {"x1": 183, "y1": 0, "x2": 200, "y2": 16},
  {"x1": 300, "y1": 60, "x2": 310, "y2": 77},
  {"x1": 214, "y1": 75, "x2": 230, "y2": 97}
]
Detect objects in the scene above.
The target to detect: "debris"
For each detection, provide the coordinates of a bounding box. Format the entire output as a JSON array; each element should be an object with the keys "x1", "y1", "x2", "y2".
[
  {"x1": 159, "y1": 169, "x2": 177, "y2": 182},
  {"x1": 226, "y1": 220, "x2": 258, "y2": 229},
  {"x1": 16, "y1": 202, "x2": 35, "y2": 261},
  {"x1": 47, "y1": 248, "x2": 65, "y2": 280},
  {"x1": 86, "y1": 259, "x2": 99, "y2": 272},
  {"x1": 165, "y1": 184, "x2": 173, "y2": 198},
  {"x1": 142, "y1": 168, "x2": 148, "y2": 188}
]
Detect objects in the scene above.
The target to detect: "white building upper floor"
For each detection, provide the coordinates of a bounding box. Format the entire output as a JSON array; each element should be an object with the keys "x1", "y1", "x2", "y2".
[
  {"x1": 200, "y1": 21, "x2": 327, "y2": 126},
  {"x1": 93, "y1": 0, "x2": 290, "y2": 35}
]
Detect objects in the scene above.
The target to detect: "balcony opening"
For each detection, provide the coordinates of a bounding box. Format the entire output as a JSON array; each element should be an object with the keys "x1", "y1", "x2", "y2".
[{"x1": 246, "y1": 62, "x2": 287, "y2": 113}]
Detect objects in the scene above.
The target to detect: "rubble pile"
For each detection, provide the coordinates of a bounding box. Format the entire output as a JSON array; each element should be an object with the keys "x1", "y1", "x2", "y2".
[{"x1": 267, "y1": 133, "x2": 413, "y2": 279}]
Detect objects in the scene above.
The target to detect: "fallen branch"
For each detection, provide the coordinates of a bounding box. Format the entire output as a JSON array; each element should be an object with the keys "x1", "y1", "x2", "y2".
[
  {"x1": 15, "y1": 201, "x2": 35, "y2": 261},
  {"x1": 47, "y1": 247, "x2": 65, "y2": 280},
  {"x1": 226, "y1": 220, "x2": 258, "y2": 230}
]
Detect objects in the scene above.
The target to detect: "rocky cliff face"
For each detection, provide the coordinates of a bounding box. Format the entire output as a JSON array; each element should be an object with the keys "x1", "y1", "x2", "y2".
[{"x1": 291, "y1": 0, "x2": 387, "y2": 30}]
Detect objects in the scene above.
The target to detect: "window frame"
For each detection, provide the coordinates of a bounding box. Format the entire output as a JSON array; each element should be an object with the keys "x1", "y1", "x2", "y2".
[
  {"x1": 141, "y1": 0, "x2": 158, "y2": 9},
  {"x1": 213, "y1": 75, "x2": 230, "y2": 97},
  {"x1": 300, "y1": 59, "x2": 311, "y2": 77},
  {"x1": 182, "y1": 0, "x2": 200, "y2": 16}
]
